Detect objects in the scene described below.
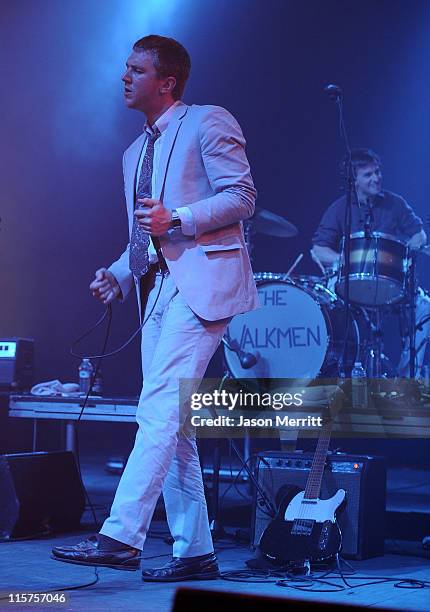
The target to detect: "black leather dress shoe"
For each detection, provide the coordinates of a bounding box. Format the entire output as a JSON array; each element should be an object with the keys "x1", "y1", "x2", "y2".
[
  {"x1": 142, "y1": 553, "x2": 220, "y2": 582},
  {"x1": 51, "y1": 535, "x2": 140, "y2": 571}
]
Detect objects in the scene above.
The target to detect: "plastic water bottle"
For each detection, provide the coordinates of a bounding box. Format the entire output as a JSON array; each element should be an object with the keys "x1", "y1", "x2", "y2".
[
  {"x1": 79, "y1": 358, "x2": 94, "y2": 396},
  {"x1": 351, "y1": 362, "x2": 368, "y2": 408}
]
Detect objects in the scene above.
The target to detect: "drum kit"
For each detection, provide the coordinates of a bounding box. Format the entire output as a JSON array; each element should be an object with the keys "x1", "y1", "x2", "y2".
[{"x1": 223, "y1": 210, "x2": 430, "y2": 384}]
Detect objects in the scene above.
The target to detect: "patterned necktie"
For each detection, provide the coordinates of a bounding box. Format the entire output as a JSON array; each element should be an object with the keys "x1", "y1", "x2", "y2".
[{"x1": 129, "y1": 128, "x2": 160, "y2": 279}]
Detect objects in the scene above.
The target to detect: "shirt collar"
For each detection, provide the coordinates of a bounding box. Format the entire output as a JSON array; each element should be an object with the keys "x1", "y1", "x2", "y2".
[
  {"x1": 143, "y1": 100, "x2": 183, "y2": 137},
  {"x1": 355, "y1": 190, "x2": 385, "y2": 206}
]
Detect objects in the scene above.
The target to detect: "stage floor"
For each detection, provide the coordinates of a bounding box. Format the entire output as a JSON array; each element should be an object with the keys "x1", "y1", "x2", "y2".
[
  {"x1": 1, "y1": 454, "x2": 429, "y2": 611},
  {"x1": 1, "y1": 528, "x2": 429, "y2": 611}
]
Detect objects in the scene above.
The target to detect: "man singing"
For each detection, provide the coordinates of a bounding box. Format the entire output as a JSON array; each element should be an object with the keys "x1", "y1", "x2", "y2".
[{"x1": 52, "y1": 35, "x2": 258, "y2": 581}]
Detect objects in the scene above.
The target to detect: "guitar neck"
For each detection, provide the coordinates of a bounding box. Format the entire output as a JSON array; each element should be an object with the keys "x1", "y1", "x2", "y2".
[{"x1": 303, "y1": 418, "x2": 332, "y2": 500}]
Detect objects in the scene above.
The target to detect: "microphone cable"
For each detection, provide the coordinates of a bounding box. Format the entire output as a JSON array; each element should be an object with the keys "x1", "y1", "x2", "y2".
[
  {"x1": 67, "y1": 269, "x2": 166, "y2": 532},
  {"x1": 70, "y1": 271, "x2": 165, "y2": 360}
]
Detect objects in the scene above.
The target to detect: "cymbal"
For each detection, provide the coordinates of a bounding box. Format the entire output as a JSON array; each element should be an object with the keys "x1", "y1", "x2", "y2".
[{"x1": 252, "y1": 206, "x2": 298, "y2": 238}]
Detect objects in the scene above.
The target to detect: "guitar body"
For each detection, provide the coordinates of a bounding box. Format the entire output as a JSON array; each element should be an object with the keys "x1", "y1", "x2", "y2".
[{"x1": 259, "y1": 489, "x2": 345, "y2": 564}]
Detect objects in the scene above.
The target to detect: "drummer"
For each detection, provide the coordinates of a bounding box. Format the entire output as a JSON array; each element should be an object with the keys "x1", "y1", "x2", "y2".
[
  {"x1": 312, "y1": 148, "x2": 426, "y2": 264},
  {"x1": 311, "y1": 148, "x2": 429, "y2": 376}
]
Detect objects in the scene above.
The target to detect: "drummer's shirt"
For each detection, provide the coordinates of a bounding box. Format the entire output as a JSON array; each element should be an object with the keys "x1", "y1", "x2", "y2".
[{"x1": 312, "y1": 190, "x2": 424, "y2": 252}]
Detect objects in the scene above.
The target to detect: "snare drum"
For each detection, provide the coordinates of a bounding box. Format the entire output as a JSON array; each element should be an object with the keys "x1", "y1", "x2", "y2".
[
  {"x1": 224, "y1": 276, "x2": 363, "y2": 384},
  {"x1": 336, "y1": 232, "x2": 408, "y2": 306}
]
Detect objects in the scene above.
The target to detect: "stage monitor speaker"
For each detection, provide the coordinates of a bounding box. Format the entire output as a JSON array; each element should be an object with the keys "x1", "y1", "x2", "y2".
[
  {"x1": 0, "y1": 451, "x2": 85, "y2": 539},
  {"x1": 252, "y1": 451, "x2": 386, "y2": 559}
]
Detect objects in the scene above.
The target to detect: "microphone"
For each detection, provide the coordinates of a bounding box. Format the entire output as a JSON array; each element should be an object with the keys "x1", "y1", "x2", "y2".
[
  {"x1": 221, "y1": 336, "x2": 258, "y2": 369},
  {"x1": 324, "y1": 83, "x2": 343, "y2": 101},
  {"x1": 239, "y1": 351, "x2": 258, "y2": 369}
]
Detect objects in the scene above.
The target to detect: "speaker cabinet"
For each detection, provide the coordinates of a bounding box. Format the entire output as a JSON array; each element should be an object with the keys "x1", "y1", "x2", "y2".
[
  {"x1": 252, "y1": 451, "x2": 386, "y2": 559},
  {"x1": 0, "y1": 451, "x2": 85, "y2": 539}
]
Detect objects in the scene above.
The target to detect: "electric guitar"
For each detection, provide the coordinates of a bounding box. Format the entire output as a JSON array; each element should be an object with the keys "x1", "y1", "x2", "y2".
[{"x1": 259, "y1": 392, "x2": 345, "y2": 565}]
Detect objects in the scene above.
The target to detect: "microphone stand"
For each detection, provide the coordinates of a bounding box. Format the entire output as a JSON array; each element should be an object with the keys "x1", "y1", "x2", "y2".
[
  {"x1": 326, "y1": 87, "x2": 355, "y2": 376},
  {"x1": 207, "y1": 370, "x2": 276, "y2": 541},
  {"x1": 364, "y1": 202, "x2": 374, "y2": 238},
  {"x1": 408, "y1": 251, "x2": 417, "y2": 378}
]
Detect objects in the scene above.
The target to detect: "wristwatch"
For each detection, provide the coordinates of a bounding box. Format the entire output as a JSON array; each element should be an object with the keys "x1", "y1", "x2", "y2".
[{"x1": 170, "y1": 209, "x2": 182, "y2": 229}]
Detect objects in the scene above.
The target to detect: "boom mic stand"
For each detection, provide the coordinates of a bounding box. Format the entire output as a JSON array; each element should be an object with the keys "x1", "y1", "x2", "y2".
[
  {"x1": 324, "y1": 84, "x2": 355, "y2": 376},
  {"x1": 408, "y1": 251, "x2": 417, "y2": 378},
  {"x1": 206, "y1": 372, "x2": 276, "y2": 541}
]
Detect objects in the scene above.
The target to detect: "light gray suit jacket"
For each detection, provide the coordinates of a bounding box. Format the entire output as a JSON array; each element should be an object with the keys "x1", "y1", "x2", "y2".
[{"x1": 109, "y1": 102, "x2": 259, "y2": 321}]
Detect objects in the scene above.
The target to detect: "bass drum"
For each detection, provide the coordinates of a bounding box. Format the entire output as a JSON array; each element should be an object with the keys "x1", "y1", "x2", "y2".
[{"x1": 224, "y1": 276, "x2": 363, "y2": 384}]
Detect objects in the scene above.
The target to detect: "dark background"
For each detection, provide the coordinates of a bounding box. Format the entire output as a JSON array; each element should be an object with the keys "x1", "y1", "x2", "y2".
[{"x1": 1, "y1": 0, "x2": 430, "y2": 456}]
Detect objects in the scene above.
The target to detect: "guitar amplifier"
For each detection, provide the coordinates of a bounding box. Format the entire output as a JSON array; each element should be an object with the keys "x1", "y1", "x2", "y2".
[
  {"x1": 252, "y1": 451, "x2": 386, "y2": 559},
  {"x1": 0, "y1": 338, "x2": 34, "y2": 391}
]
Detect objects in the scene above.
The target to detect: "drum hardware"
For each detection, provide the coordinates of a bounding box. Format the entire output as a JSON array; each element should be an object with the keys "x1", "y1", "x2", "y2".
[
  {"x1": 223, "y1": 276, "x2": 365, "y2": 386},
  {"x1": 243, "y1": 207, "x2": 298, "y2": 263},
  {"x1": 252, "y1": 206, "x2": 298, "y2": 238},
  {"x1": 292, "y1": 274, "x2": 333, "y2": 291},
  {"x1": 345, "y1": 304, "x2": 396, "y2": 381},
  {"x1": 253, "y1": 272, "x2": 288, "y2": 282},
  {"x1": 336, "y1": 232, "x2": 409, "y2": 307},
  {"x1": 396, "y1": 252, "x2": 430, "y2": 377},
  {"x1": 392, "y1": 250, "x2": 422, "y2": 378},
  {"x1": 221, "y1": 333, "x2": 258, "y2": 370},
  {"x1": 416, "y1": 314, "x2": 430, "y2": 341},
  {"x1": 363, "y1": 308, "x2": 388, "y2": 380},
  {"x1": 418, "y1": 244, "x2": 430, "y2": 256},
  {"x1": 335, "y1": 230, "x2": 412, "y2": 381}
]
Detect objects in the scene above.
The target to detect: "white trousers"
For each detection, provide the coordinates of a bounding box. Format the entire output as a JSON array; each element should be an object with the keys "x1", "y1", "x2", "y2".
[{"x1": 100, "y1": 272, "x2": 228, "y2": 555}]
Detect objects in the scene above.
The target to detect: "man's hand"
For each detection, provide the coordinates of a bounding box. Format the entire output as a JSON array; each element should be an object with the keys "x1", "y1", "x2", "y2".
[
  {"x1": 408, "y1": 229, "x2": 427, "y2": 250},
  {"x1": 311, "y1": 245, "x2": 340, "y2": 267},
  {"x1": 90, "y1": 268, "x2": 121, "y2": 304},
  {"x1": 134, "y1": 198, "x2": 172, "y2": 236}
]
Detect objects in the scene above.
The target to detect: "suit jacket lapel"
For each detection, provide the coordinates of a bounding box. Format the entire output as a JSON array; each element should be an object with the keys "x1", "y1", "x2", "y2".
[{"x1": 154, "y1": 103, "x2": 188, "y2": 201}]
